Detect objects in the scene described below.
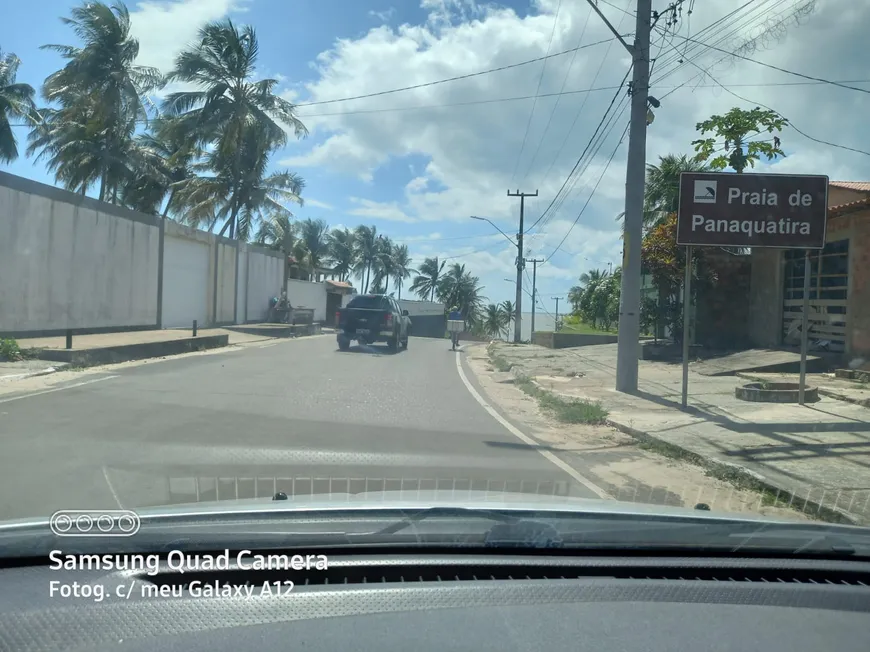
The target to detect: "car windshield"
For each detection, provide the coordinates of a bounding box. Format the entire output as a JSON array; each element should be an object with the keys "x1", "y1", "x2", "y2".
[{"x1": 1, "y1": 0, "x2": 868, "y2": 564}]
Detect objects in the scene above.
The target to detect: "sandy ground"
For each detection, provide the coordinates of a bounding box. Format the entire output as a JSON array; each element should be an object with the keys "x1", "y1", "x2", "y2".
[{"x1": 463, "y1": 344, "x2": 810, "y2": 522}]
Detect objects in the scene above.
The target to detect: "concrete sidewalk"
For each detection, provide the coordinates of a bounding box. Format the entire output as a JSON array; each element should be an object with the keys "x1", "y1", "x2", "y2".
[
  {"x1": 488, "y1": 341, "x2": 870, "y2": 525},
  {"x1": 4, "y1": 326, "x2": 306, "y2": 371}
]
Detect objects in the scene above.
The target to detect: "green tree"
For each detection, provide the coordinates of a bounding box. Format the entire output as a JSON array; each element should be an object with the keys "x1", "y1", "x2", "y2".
[
  {"x1": 641, "y1": 213, "x2": 717, "y2": 343},
  {"x1": 410, "y1": 256, "x2": 445, "y2": 302},
  {"x1": 500, "y1": 300, "x2": 516, "y2": 339},
  {"x1": 0, "y1": 49, "x2": 37, "y2": 163},
  {"x1": 33, "y1": 1, "x2": 163, "y2": 201},
  {"x1": 296, "y1": 218, "x2": 329, "y2": 280},
  {"x1": 163, "y1": 18, "x2": 307, "y2": 238},
  {"x1": 352, "y1": 225, "x2": 379, "y2": 293},
  {"x1": 692, "y1": 107, "x2": 787, "y2": 173},
  {"x1": 390, "y1": 244, "x2": 414, "y2": 300},
  {"x1": 481, "y1": 303, "x2": 508, "y2": 338},
  {"x1": 326, "y1": 228, "x2": 356, "y2": 283},
  {"x1": 372, "y1": 236, "x2": 396, "y2": 294},
  {"x1": 254, "y1": 214, "x2": 298, "y2": 289},
  {"x1": 175, "y1": 124, "x2": 304, "y2": 240},
  {"x1": 119, "y1": 118, "x2": 204, "y2": 216},
  {"x1": 436, "y1": 263, "x2": 486, "y2": 325}
]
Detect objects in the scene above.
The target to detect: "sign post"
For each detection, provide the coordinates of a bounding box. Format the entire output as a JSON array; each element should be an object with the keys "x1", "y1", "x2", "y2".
[
  {"x1": 799, "y1": 251, "x2": 812, "y2": 405},
  {"x1": 681, "y1": 246, "x2": 693, "y2": 408},
  {"x1": 676, "y1": 172, "x2": 828, "y2": 410}
]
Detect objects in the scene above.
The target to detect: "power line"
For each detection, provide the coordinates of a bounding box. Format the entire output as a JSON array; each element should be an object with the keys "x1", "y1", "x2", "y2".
[
  {"x1": 524, "y1": 66, "x2": 631, "y2": 234},
  {"x1": 652, "y1": 28, "x2": 870, "y2": 158},
  {"x1": 510, "y1": 0, "x2": 562, "y2": 186},
  {"x1": 526, "y1": 2, "x2": 635, "y2": 240},
  {"x1": 544, "y1": 120, "x2": 630, "y2": 263},
  {"x1": 519, "y1": 3, "x2": 595, "y2": 184},
  {"x1": 294, "y1": 35, "x2": 621, "y2": 108},
  {"x1": 662, "y1": 30, "x2": 870, "y2": 95}
]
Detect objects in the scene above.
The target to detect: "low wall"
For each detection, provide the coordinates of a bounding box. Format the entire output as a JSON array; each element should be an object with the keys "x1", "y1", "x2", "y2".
[
  {"x1": 408, "y1": 314, "x2": 446, "y2": 339},
  {"x1": 532, "y1": 332, "x2": 619, "y2": 349}
]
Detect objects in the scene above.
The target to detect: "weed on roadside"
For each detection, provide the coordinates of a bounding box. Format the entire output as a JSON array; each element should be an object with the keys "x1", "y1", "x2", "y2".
[
  {"x1": 514, "y1": 372, "x2": 608, "y2": 425},
  {"x1": 0, "y1": 338, "x2": 22, "y2": 362}
]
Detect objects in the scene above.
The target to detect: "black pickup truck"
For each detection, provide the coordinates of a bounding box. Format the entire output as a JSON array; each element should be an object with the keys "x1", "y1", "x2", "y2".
[{"x1": 335, "y1": 294, "x2": 410, "y2": 352}]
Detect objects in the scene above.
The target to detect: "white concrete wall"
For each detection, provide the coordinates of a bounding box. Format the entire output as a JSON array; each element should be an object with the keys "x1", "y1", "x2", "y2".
[
  {"x1": 163, "y1": 222, "x2": 210, "y2": 328},
  {"x1": 399, "y1": 300, "x2": 445, "y2": 317},
  {"x1": 236, "y1": 247, "x2": 248, "y2": 324},
  {"x1": 0, "y1": 173, "x2": 160, "y2": 333},
  {"x1": 246, "y1": 247, "x2": 284, "y2": 323},
  {"x1": 286, "y1": 279, "x2": 327, "y2": 322},
  {"x1": 214, "y1": 240, "x2": 236, "y2": 324}
]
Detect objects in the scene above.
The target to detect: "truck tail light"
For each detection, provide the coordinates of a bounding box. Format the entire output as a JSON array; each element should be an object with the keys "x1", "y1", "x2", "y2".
[
  {"x1": 335, "y1": 311, "x2": 340, "y2": 324},
  {"x1": 385, "y1": 313, "x2": 393, "y2": 328}
]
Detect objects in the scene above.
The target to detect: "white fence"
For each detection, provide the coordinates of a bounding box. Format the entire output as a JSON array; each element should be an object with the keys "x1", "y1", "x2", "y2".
[{"x1": 0, "y1": 171, "x2": 288, "y2": 335}]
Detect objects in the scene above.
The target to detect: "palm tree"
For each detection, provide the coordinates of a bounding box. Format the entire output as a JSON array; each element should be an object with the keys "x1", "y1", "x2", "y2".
[
  {"x1": 500, "y1": 300, "x2": 516, "y2": 339},
  {"x1": 297, "y1": 218, "x2": 329, "y2": 280},
  {"x1": 482, "y1": 303, "x2": 508, "y2": 339},
  {"x1": 436, "y1": 263, "x2": 485, "y2": 323},
  {"x1": 352, "y1": 225, "x2": 378, "y2": 293},
  {"x1": 0, "y1": 49, "x2": 37, "y2": 163},
  {"x1": 254, "y1": 214, "x2": 297, "y2": 289},
  {"x1": 163, "y1": 18, "x2": 307, "y2": 238},
  {"x1": 119, "y1": 119, "x2": 204, "y2": 216},
  {"x1": 616, "y1": 154, "x2": 709, "y2": 231},
  {"x1": 27, "y1": 94, "x2": 140, "y2": 200},
  {"x1": 35, "y1": 1, "x2": 163, "y2": 201},
  {"x1": 390, "y1": 244, "x2": 414, "y2": 300},
  {"x1": 326, "y1": 228, "x2": 356, "y2": 283},
  {"x1": 174, "y1": 123, "x2": 304, "y2": 240},
  {"x1": 372, "y1": 236, "x2": 396, "y2": 294},
  {"x1": 410, "y1": 256, "x2": 445, "y2": 301}
]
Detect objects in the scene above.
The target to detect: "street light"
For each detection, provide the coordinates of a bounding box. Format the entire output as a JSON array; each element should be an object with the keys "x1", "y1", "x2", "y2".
[{"x1": 470, "y1": 216, "x2": 517, "y2": 247}]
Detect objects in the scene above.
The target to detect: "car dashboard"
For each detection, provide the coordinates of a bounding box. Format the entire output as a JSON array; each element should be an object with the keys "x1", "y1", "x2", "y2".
[{"x1": 1, "y1": 551, "x2": 868, "y2": 651}]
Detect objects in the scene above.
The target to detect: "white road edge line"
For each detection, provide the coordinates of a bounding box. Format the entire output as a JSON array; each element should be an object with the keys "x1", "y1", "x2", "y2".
[
  {"x1": 0, "y1": 375, "x2": 120, "y2": 404},
  {"x1": 454, "y1": 349, "x2": 612, "y2": 500},
  {"x1": 102, "y1": 466, "x2": 124, "y2": 509}
]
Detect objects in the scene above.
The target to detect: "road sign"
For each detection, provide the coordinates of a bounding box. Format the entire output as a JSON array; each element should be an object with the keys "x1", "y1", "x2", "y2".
[{"x1": 676, "y1": 172, "x2": 828, "y2": 249}]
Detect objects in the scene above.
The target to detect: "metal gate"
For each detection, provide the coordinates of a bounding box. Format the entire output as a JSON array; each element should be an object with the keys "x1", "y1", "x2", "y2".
[{"x1": 781, "y1": 239, "x2": 849, "y2": 352}]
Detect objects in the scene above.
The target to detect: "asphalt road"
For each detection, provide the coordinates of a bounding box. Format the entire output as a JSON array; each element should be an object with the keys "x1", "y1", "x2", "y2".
[{"x1": 0, "y1": 335, "x2": 597, "y2": 520}]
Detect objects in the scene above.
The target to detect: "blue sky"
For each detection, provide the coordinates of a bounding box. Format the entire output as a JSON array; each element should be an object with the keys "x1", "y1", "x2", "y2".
[{"x1": 3, "y1": 0, "x2": 869, "y2": 309}]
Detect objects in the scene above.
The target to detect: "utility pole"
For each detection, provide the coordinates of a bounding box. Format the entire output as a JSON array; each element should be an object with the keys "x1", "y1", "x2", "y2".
[
  {"x1": 586, "y1": 0, "x2": 653, "y2": 392},
  {"x1": 552, "y1": 296, "x2": 561, "y2": 327},
  {"x1": 527, "y1": 258, "x2": 544, "y2": 336},
  {"x1": 507, "y1": 189, "x2": 538, "y2": 343}
]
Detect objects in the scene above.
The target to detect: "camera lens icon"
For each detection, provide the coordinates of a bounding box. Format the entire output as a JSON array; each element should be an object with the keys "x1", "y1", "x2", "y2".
[{"x1": 50, "y1": 510, "x2": 140, "y2": 537}]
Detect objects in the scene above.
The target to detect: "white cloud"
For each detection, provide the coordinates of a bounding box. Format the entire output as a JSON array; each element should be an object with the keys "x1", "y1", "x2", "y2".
[
  {"x1": 369, "y1": 8, "x2": 396, "y2": 23},
  {"x1": 348, "y1": 197, "x2": 416, "y2": 222},
  {"x1": 130, "y1": 0, "x2": 247, "y2": 73},
  {"x1": 303, "y1": 198, "x2": 334, "y2": 210},
  {"x1": 286, "y1": 0, "x2": 869, "y2": 255}
]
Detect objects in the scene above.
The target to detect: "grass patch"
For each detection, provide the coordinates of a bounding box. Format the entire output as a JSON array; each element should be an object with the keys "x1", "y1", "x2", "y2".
[
  {"x1": 560, "y1": 316, "x2": 616, "y2": 335},
  {"x1": 515, "y1": 372, "x2": 608, "y2": 424}
]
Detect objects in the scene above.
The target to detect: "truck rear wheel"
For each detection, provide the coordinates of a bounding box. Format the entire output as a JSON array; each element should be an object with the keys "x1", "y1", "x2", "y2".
[
  {"x1": 387, "y1": 335, "x2": 398, "y2": 352},
  {"x1": 337, "y1": 335, "x2": 350, "y2": 351}
]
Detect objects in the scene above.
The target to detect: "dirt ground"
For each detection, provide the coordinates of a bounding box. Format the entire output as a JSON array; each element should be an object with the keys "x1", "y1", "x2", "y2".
[{"x1": 463, "y1": 344, "x2": 810, "y2": 522}]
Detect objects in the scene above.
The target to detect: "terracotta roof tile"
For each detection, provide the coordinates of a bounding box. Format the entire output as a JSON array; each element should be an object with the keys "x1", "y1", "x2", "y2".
[
  {"x1": 830, "y1": 181, "x2": 870, "y2": 191},
  {"x1": 829, "y1": 196, "x2": 870, "y2": 217}
]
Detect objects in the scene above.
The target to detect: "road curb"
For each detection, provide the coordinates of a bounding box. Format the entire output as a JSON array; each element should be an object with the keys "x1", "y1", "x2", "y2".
[
  {"x1": 489, "y1": 346, "x2": 859, "y2": 526},
  {"x1": 0, "y1": 364, "x2": 67, "y2": 383}
]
